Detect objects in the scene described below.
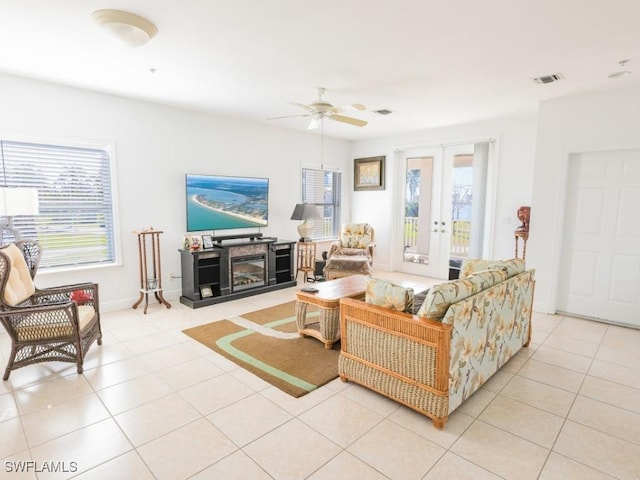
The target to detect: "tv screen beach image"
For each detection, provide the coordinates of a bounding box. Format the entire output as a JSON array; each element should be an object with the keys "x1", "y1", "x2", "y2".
[{"x1": 186, "y1": 174, "x2": 268, "y2": 231}]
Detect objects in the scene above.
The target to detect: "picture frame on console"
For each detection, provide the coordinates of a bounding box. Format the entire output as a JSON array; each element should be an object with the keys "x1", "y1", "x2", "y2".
[
  {"x1": 202, "y1": 234, "x2": 214, "y2": 249},
  {"x1": 200, "y1": 286, "x2": 213, "y2": 298},
  {"x1": 354, "y1": 156, "x2": 385, "y2": 191}
]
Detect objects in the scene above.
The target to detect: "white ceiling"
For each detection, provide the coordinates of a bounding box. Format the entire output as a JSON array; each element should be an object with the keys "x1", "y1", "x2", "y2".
[{"x1": 1, "y1": 0, "x2": 639, "y2": 140}]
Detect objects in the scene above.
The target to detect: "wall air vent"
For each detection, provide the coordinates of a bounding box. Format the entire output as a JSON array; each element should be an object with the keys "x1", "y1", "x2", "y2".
[
  {"x1": 533, "y1": 73, "x2": 564, "y2": 84},
  {"x1": 373, "y1": 109, "x2": 393, "y2": 115}
]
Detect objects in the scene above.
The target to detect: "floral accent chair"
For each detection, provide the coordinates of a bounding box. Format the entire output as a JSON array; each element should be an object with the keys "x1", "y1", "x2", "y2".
[{"x1": 323, "y1": 223, "x2": 375, "y2": 280}]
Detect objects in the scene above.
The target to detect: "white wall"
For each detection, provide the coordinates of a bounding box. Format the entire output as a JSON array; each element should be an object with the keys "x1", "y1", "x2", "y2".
[
  {"x1": 350, "y1": 112, "x2": 539, "y2": 273},
  {"x1": 529, "y1": 85, "x2": 640, "y2": 313},
  {"x1": 0, "y1": 74, "x2": 352, "y2": 311}
]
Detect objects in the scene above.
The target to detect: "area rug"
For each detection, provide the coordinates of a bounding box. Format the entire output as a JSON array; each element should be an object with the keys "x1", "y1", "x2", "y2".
[{"x1": 182, "y1": 301, "x2": 339, "y2": 397}]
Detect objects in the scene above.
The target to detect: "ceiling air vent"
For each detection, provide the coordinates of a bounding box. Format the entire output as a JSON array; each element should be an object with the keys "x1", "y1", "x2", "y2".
[
  {"x1": 533, "y1": 73, "x2": 564, "y2": 84},
  {"x1": 373, "y1": 109, "x2": 393, "y2": 115}
]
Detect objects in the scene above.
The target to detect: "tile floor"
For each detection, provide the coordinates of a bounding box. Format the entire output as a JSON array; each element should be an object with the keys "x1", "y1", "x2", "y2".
[{"x1": 1, "y1": 272, "x2": 640, "y2": 479}]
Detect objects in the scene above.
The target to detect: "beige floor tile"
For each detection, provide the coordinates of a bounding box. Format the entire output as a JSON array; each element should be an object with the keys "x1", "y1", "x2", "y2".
[
  {"x1": 398, "y1": 404, "x2": 475, "y2": 446},
  {"x1": 479, "y1": 394, "x2": 564, "y2": 448},
  {"x1": 530, "y1": 312, "x2": 563, "y2": 333},
  {"x1": 308, "y1": 451, "x2": 389, "y2": 480},
  {"x1": 451, "y1": 421, "x2": 548, "y2": 479},
  {"x1": 114, "y1": 392, "x2": 201, "y2": 446},
  {"x1": 568, "y1": 395, "x2": 640, "y2": 445},
  {"x1": 543, "y1": 332, "x2": 600, "y2": 357},
  {"x1": 0, "y1": 391, "x2": 19, "y2": 421},
  {"x1": 190, "y1": 450, "x2": 273, "y2": 480},
  {"x1": 179, "y1": 373, "x2": 255, "y2": 415},
  {"x1": 424, "y1": 451, "x2": 502, "y2": 479},
  {"x1": 457, "y1": 388, "x2": 496, "y2": 418},
  {"x1": 156, "y1": 356, "x2": 225, "y2": 390},
  {"x1": 259, "y1": 383, "x2": 337, "y2": 416},
  {"x1": 589, "y1": 359, "x2": 640, "y2": 390},
  {"x1": 348, "y1": 419, "x2": 445, "y2": 480},
  {"x1": 108, "y1": 321, "x2": 164, "y2": 343},
  {"x1": 595, "y1": 345, "x2": 640, "y2": 370},
  {"x1": 229, "y1": 364, "x2": 273, "y2": 391},
  {"x1": 73, "y1": 451, "x2": 155, "y2": 479},
  {"x1": 579, "y1": 375, "x2": 640, "y2": 414},
  {"x1": 554, "y1": 420, "x2": 640, "y2": 479},
  {"x1": 21, "y1": 392, "x2": 110, "y2": 447},
  {"x1": 553, "y1": 316, "x2": 607, "y2": 344},
  {"x1": 96, "y1": 373, "x2": 174, "y2": 415},
  {"x1": 539, "y1": 452, "x2": 616, "y2": 479},
  {"x1": 207, "y1": 393, "x2": 292, "y2": 446},
  {"x1": 531, "y1": 346, "x2": 592, "y2": 374},
  {"x1": 122, "y1": 331, "x2": 180, "y2": 355},
  {"x1": 500, "y1": 348, "x2": 534, "y2": 374},
  {"x1": 137, "y1": 342, "x2": 203, "y2": 371},
  {"x1": 138, "y1": 418, "x2": 237, "y2": 480},
  {"x1": 601, "y1": 324, "x2": 640, "y2": 354},
  {"x1": 244, "y1": 418, "x2": 342, "y2": 480},
  {"x1": 12, "y1": 374, "x2": 94, "y2": 416},
  {"x1": 83, "y1": 356, "x2": 152, "y2": 390},
  {"x1": 0, "y1": 417, "x2": 28, "y2": 458},
  {"x1": 481, "y1": 369, "x2": 513, "y2": 393},
  {"x1": 341, "y1": 382, "x2": 403, "y2": 417},
  {"x1": 517, "y1": 358, "x2": 585, "y2": 393},
  {"x1": 299, "y1": 394, "x2": 384, "y2": 448},
  {"x1": 29, "y1": 419, "x2": 132, "y2": 480},
  {"x1": 501, "y1": 375, "x2": 575, "y2": 417}
]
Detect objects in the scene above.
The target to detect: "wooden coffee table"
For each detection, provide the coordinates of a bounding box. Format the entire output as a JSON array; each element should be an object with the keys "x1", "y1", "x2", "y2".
[{"x1": 295, "y1": 275, "x2": 429, "y2": 349}]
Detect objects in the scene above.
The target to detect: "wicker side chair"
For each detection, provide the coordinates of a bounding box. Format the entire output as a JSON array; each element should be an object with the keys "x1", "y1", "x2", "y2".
[{"x1": 0, "y1": 241, "x2": 102, "y2": 380}]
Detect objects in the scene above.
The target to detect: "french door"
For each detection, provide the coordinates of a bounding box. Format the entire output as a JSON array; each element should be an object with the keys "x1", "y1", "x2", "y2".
[{"x1": 396, "y1": 144, "x2": 475, "y2": 279}]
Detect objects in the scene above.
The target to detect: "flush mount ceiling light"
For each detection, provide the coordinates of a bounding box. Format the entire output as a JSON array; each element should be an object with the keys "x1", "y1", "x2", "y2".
[{"x1": 92, "y1": 9, "x2": 157, "y2": 47}]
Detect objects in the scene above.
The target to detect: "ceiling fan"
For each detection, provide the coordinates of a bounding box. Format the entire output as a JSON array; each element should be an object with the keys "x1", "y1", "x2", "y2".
[{"x1": 269, "y1": 87, "x2": 367, "y2": 129}]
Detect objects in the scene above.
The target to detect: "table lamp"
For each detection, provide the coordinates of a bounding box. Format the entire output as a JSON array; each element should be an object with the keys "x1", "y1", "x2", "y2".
[{"x1": 290, "y1": 203, "x2": 320, "y2": 241}]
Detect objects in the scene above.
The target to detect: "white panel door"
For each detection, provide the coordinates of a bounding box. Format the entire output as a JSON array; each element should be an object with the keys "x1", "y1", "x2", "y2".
[{"x1": 558, "y1": 149, "x2": 640, "y2": 327}]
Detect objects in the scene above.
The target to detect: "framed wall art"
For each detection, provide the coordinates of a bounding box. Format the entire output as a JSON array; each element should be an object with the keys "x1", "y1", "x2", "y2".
[{"x1": 354, "y1": 156, "x2": 385, "y2": 191}]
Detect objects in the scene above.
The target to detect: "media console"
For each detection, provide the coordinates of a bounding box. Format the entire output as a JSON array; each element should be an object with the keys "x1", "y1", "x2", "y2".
[{"x1": 179, "y1": 233, "x2": 296, "y2": 308}]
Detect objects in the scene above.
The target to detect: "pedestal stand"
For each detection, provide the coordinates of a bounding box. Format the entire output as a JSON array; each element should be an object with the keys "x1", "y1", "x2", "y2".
[
  {"x1": 514, "y1": 230, "x2": 529, "y2": 260},
  {"x1": 133, "y1": 228, "x2": 171, "y2": 314}
]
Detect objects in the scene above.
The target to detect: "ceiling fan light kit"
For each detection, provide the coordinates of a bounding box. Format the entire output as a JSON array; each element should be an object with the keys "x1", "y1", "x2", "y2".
[{"x1": 92, "y1": 9, "x2": 158, "y2": 47}]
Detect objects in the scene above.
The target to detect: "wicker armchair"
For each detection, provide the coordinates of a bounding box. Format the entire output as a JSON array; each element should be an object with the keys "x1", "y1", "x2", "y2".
[
  {"x1": 0, "y1": 241, "x2": 102, "y2": 380},
  {"x1": 323, "y1": 223, "x2": 375, "y2": 280}
]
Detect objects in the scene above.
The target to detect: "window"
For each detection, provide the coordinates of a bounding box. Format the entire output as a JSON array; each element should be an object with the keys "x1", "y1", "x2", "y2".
[
  {"x1": 0, "y1": 140, "x2": 116, "y2": 269},
  {"x1": 301, "y1": 167, "x2": 341, "y2": 240}
]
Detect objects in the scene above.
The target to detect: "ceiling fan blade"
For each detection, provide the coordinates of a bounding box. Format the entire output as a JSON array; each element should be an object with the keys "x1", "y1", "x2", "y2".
[
  {"x1": 328, "y1": 114, "x2": 368, "y2": 127},
  {"x1": 290, "y1": 102, "x2": 315, "y2": 114},
  {"x1": 350, "y1": 103, "x2": 366, "y2": 111},
  {"x1": 267, "y1": 114, "x2": 311, "y2": 120}
]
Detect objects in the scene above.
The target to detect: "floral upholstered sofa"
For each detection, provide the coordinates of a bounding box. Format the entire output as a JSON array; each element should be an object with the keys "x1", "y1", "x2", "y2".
[{"x1": 338, "y1": 259, "x2": 535, "y2": 429}]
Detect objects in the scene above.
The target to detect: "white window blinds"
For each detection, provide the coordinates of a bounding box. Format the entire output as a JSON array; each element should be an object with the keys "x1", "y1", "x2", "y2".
[
  {"x1": 0, "y1": 140, "x2": 116, "y2": 269},
  {"x1": 301, "y1": 167, "x2": 341, "y2": 240}
]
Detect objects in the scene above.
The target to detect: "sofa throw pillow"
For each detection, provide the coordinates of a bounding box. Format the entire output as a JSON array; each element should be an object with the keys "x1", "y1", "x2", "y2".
[
  {"x1": 465, "y1": 269, "x2": 507, "y2": 290},
  {"x1": 459, "y1": 259, "x2": 493, "y2": 279},
  {"x1": 416, "y1": 276, "x2": 480, "y2": 320},
  {"x1": 365, "y1": 277, "x2": 414, "y2": 313},
  {"x1": 488, "y1": 258, "x2": 525, "y2": 279}
]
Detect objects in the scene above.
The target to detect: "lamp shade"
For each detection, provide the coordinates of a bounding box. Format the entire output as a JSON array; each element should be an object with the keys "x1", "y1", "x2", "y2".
[
  {"x1": 0, "y1": 188, "x2": 39, "y2": 216},
  {"x1": 290, "y1": 203, "x2": 320, "y2": 221},
  {"x1": 92, "y1": 9, "x2": 158, "y2": 47}
]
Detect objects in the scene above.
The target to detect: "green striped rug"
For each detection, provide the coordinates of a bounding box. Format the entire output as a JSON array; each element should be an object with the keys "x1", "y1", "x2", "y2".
[{"x1": 182, "y1": 302, "x2": 339, "y2": 397}]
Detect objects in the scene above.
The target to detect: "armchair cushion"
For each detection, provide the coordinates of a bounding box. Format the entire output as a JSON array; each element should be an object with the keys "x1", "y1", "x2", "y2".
[
  {"x1": 2, "y1": 243, "x2": 36, "y2": 306},
  {"x1": 365, "y1": 277, "x2": 415, "y2": 313},
  {"x1": 14, "y1": 305, "x2": 96, "y2": 342},
  {"x1": 340, "y1": 223, "x2": 374, "y2": 249}
]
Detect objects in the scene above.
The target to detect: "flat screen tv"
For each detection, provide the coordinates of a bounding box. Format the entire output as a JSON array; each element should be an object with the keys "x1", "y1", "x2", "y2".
[{"x1": 185, "y1": 174, "x2": 269, "y2": 232}]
